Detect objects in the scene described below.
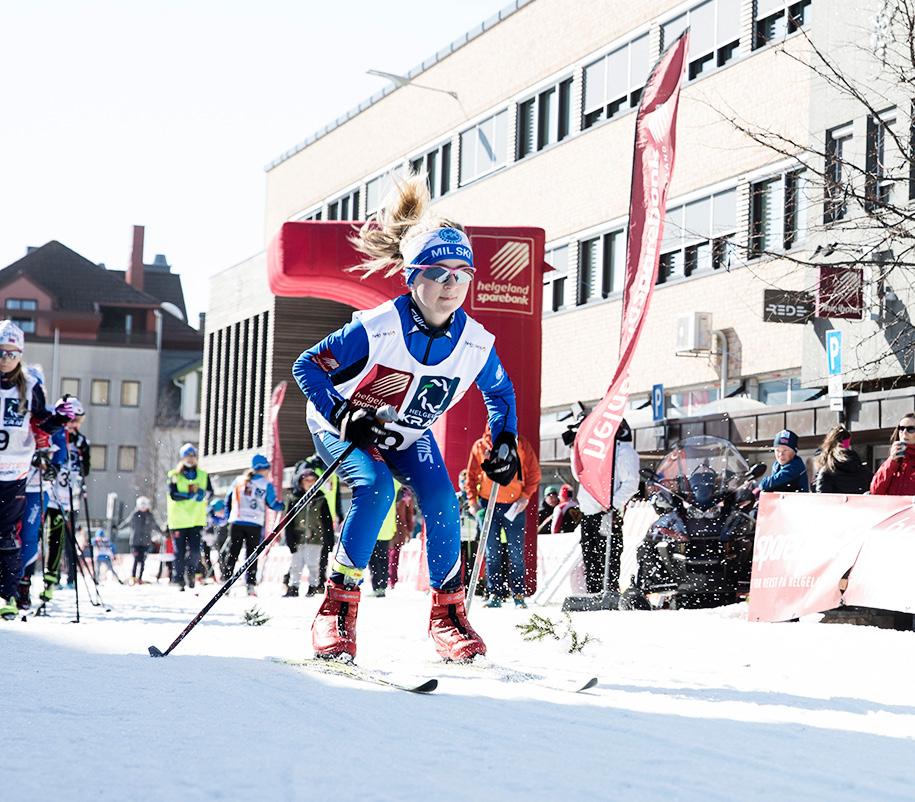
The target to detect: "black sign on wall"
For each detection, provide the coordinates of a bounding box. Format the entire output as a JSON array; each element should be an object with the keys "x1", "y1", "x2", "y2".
[{"x1": 763, "y1": 289, "x2": 814, "y2": 324}]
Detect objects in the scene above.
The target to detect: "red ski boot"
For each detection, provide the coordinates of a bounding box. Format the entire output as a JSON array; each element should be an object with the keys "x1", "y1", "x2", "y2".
[
  {"x1": 429, "y1": 589, "x2": 486, "y2": 661},
  {"x1": 312, "y1": 580, "x2": 361, "y2": 660}
]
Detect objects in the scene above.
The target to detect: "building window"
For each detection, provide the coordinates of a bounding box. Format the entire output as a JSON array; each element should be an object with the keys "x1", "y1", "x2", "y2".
[
  {"x1": 117, "y1": 446, "x2": 137, "y2": 472},
  {"x1": 296, "y1": 207, "x2": 323, "y2": 221},
  {"x1": 60, "y1": 378, "x2": 80, "y2": 398},
  {"x1": 578, "y1": 237, "x2": 600, "y2": 304},
  {"x1": 90, "y1": 379, "x2": 110, "y2": 406},
  {"x1": 90, "y1": 445, "x2": 107, "y2": 472},
  {"x1": 825, "y1": 123, "x2": 853, "y2": 224},
  {"x1": 326, "y1": 187, "x2": 360, "y2": 221},
  {"x1": 543, "y1": 244, "x2": 570, "y2": 313},
  {"x1": 365, "y1": 169, "x2": 400, "y2": 216},
  {"x1": 758, "y1": 376, "x2": 821, "y2": 405},
  {"x1": 410, "y1": 142, "x2": 452, "y2": 199},
  {"x1": 517, "y1": 77, "x2": 573, "y2": 159},
  {"x1": 661, "y1": 0, "x2": 741, "y2": 81},
  {"x1": 659, "y1": 188, "x2": 737, "y2": 282},
  {"x1": 10, "y1": 317, "x2": 35, "y2": 334},
  {"x1": 576, "y1": 229, "x2": 626, "y2": 304},
  {"x1": 865, "y1": 110, "x2": 896, "y2": 210},
  {"x1": 749, "y1": 170, "x2": 809, "y2": 257},
  {"x1": 582, "y1": 34, "x2": 650, "y2": 129},
  {"x1": 120, "y1": 380, "x2": 140, "y2": 407},
  {"x1": 4, "y1": 298, "x2": 37, "y2": 310},
  {"x1": 459, "y1": 110, "x2": 509, "y2": 185},
  {"x1": 754, "y1": 0, "x2": 813, "y2": 50}
]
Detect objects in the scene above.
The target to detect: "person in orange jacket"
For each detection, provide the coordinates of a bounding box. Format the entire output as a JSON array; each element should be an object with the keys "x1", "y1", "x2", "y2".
[{"x1": 466, "y1": 428, "x2": 541, "y2": 607}]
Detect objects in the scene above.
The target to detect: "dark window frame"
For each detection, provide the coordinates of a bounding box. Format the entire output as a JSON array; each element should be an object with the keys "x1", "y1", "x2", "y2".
[
  {"x1": 753, "y1": 0, "x2": 813, "y2": 50},
  {"x1": 90, "y1": 444, "x2": 107, "y2": 472},
  {"x1": 824, "y1": 124, "x2": 852, "y2": 224},
  {"x1": 90, "y1": 379, "x2": 110, "y2": 407},
  {"x1": 117, "y1": 445, "x2": 137, "y2": 473},
  {"x1": 409, "y1": 140, "x2": 453, "y2": 199},
  {"x1": 516, "y1": 77, "x2": 574, "y2": 160},
  {"x1": 120, "y1": 380, "x2": 141, "y2": 408}
]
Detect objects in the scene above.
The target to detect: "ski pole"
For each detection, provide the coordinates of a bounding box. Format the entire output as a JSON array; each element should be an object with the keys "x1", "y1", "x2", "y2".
[
  {"x1": 149, "y1": 441, "x2": 356, "y2": 657},
  {"x1": 66, "y1": 430, "x2": 97, "y2": 585},
  {"x1": 47, "y1": 477, "x2": 109, "y2": 612},
  {"x1": 61, "y1": 448, "x2": 82, "y2": 622},
  {"x1": 37, "y1": 455, "x2": 46, "y2": 584},
  {"x1": 465, "y1": 483, "x2": 500, "y2": 612}
]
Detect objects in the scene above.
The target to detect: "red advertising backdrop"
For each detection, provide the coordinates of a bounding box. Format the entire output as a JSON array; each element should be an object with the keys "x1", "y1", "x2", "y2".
[
  {"x1": 748, "y1": 493, "x2": 915, "y2": 622},
  {"x1": 572, "y1": 32, "x2": 688, "y2": 508},
  {"x1": 267, "y1": 221, "x2": 546, "y2": 592}
]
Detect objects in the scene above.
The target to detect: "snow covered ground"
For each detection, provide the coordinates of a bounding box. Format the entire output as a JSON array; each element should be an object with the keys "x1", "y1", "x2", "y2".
[{"x1": 4, "y1": 577, "x2": 915, "y2": 802}]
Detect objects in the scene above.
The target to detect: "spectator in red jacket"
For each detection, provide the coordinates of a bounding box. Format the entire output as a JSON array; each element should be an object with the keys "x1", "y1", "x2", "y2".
[{"x1": 871, "y1": 413, "x2": 915, "y2": 495}]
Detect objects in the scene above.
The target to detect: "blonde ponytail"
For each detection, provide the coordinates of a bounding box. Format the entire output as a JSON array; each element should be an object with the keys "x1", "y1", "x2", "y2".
[{"x1": 349, "y1": 173, "x2": 464, "y2": 279}]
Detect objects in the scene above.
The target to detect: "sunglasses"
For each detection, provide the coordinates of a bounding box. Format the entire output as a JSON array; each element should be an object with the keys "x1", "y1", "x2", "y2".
[
  {"x1": 417, "y1": 265, "x2": 474, "y2": 285},
  {"x1": 0, "y1": 349, "x2": 22, "y2": 360},
  {"x1": 898, "y1": 425, "x2": 915, "y2": 434}
]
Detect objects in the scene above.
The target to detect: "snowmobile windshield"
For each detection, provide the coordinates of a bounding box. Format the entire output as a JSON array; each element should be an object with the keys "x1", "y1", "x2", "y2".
[{"x1": 651, "y1": 436, "x2": 749, "y2": 508}]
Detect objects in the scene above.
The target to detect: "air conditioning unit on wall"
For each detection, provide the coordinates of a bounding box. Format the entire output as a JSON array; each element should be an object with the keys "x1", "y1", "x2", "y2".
[{"x1": 675, "y1": 312, "x2": 712, "y2": 353}]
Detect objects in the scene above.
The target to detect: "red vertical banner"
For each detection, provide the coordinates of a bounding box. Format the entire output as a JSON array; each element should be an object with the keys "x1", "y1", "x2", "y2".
[
  {"x1": 572, "y1": 32, "x2": 689, "y2": 508},
  {"x1": 269, "y1": 380, "x2": 287, "y2": 528}
]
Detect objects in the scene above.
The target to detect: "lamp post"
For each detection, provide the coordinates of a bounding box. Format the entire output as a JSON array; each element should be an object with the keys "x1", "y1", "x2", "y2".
[{"x1": 366, "y1": 69, "x2": 460, "y2": 102}]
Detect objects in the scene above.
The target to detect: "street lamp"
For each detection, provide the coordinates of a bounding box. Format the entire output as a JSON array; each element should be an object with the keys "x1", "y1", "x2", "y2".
[{"x1": 366, "y1": 68, "x2": 460, "y2": 102}]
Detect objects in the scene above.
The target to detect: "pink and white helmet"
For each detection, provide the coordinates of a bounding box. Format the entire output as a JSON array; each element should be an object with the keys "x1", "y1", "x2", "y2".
[{"x1": 0, "y1": 320, "x2": 24, "y2": 351}]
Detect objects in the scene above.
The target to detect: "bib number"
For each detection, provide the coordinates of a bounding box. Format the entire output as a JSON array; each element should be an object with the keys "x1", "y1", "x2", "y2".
[{"x1": 0, "y1": 431, "x2": 7, "y2": 451}]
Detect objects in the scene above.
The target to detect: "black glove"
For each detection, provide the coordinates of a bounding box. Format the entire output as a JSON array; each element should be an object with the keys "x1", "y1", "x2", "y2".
[
  {"x1": 333, "y1": 403, "x2": 389, "y2": 450},
  {"x1": 481, "y1": 431, "x2": 520, "y2": 487}
]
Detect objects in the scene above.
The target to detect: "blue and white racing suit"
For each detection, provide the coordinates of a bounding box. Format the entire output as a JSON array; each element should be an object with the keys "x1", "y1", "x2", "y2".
[{"x1": 293, "y1": 294, "x2": 517, "y2": 590}]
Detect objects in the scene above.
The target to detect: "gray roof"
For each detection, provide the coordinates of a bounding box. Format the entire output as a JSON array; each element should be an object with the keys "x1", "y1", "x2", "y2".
[{"x1": 0, "y1": 241, "x2": 161, "y2": 312}]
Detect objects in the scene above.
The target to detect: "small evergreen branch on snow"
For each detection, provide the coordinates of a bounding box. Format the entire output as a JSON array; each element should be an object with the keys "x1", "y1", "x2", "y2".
[
  {"x1": 243, "y1": 606, "x2": 270, "y2": 626},
  {"x1": 515, "y1": 612, "x2": 596, "y2": 654}
]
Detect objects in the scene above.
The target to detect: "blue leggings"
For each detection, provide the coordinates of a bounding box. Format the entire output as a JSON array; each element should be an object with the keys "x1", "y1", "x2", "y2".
[
  {"x1": 19, "y1": 491, "x2": 46, "y2": 577},
  {"x1": 314, "y1": 430, "x2": 460, "y2": 590}
]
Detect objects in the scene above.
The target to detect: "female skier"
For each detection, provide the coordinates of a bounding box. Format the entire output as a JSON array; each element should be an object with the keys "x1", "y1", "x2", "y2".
[
  {"x1": 293, "y1": 175, "x2": 519, "y2": 662},
  {"x1": 42, "y1": 398, "x2": 89, "y2": 601},
  {"x1": 0, "y1": 321, "x2": 74, "y2": 619},
  {"x1": 224, "y1": 453, "x2": 284, "y2": 595}
]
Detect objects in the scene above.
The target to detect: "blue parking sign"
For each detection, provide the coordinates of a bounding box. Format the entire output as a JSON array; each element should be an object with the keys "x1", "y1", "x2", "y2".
[
  {"x1": 651, "y1": 384, "x2": 665, "y2": 422},
  {"x1": 826, "y1": 330, "x2": 842, "y2": 376}
]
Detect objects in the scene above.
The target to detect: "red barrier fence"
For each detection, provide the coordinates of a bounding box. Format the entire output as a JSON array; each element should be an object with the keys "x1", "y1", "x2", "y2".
[{"x1": 748, "y1": 493, "x2": 915, "y2": 622}]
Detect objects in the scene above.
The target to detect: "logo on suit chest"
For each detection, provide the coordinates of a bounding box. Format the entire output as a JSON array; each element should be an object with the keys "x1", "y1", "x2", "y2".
[{"x1": 400, "y1": 375, "x2": 459, "y2": 429}]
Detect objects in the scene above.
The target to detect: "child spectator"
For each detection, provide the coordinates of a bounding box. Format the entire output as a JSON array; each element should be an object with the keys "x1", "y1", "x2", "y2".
[{"x1": 759, "y1": 430, "x2": 809, "y2": 493}]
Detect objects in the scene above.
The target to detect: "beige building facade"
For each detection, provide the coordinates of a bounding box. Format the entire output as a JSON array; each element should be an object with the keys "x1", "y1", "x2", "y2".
[{"x1": 204, "y1": 0, "x2": 915, "y2": 479}]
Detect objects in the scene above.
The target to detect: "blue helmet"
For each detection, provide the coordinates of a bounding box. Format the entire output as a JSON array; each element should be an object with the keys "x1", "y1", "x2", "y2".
[
  {"x1": 208, "y1": 499, "x2": 225, "y2": 512},
  {"x1": 179, "y1": 442, "x2": 197, "y2": 458},
  {"x1": 251, "y1": 454, "x2": 270, "y2": 471},
  {"x1": 688, "y1": 469, "x2": 718, "y2": 509}
]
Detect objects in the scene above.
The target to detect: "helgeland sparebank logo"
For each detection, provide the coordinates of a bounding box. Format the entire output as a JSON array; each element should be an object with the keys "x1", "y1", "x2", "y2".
[{"x1": 470, "y1": 237, "x2": 534, "y2": 316}]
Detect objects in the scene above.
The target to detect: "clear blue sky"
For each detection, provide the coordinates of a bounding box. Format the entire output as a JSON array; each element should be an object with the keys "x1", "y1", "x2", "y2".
[{"x1": 0, "y1": 1, "x2": 509, "y2": 323}]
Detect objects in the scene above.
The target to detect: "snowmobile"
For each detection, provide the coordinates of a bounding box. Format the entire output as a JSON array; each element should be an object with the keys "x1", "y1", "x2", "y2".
[{"x1": 619, "y1": 436, "x2": 765, "y2": 611}]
